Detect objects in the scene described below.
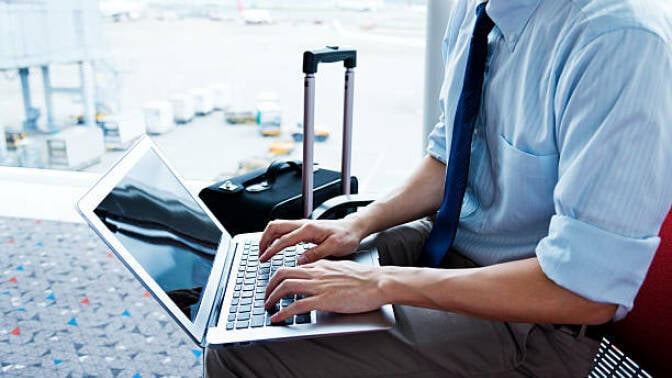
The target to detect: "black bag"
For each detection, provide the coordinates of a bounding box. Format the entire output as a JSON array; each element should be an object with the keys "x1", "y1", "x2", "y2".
[
  {"x1": 199, "y1": 160, "x2": 357, "y2": 235},
  {"x1": 199, "y1": 46, "x2": 359, "y2": 235}
]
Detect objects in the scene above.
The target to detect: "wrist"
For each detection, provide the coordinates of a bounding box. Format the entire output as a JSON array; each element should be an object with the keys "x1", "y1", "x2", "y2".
[
  {"x1": 376, "y1": 266, "x2": 400, "y2": 305},
  {"x1": 343, "y1": 212, "x2": 372, "y2": 242}
]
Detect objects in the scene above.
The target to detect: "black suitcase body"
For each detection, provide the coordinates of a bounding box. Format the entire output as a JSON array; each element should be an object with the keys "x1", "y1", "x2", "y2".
[
  {"x1": 199, "y1": 46, "x2": 358, "y2": 235},
  {"x1": 199, "y1": 161, "x2": 357, "y2": 236}
]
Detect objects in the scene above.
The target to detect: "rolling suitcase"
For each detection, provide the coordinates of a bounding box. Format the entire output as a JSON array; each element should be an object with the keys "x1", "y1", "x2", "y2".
[{"x1": 199, "y1": 46, "x2": 359, "y2": 235}]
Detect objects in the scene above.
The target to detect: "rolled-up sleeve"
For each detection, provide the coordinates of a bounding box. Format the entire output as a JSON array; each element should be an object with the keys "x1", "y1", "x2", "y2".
[
  {"x1": 425, "y1": 0, "x2": 466, "y2": 165},
  {"x1": 427, "y1": 120, "x2": 448, "y2": 164},
  {"x1": 536, "y1": 29, "x2": 672, "y2": 319}
]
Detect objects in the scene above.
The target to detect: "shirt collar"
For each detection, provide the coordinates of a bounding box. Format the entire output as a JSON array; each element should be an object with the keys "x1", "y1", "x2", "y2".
[{"x1": 485, "y1": 0, "x2": 541, "y2": 51}]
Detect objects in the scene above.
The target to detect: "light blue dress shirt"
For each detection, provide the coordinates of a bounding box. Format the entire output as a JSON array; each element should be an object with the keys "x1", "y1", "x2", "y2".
[{"x1": 427, "y1": 0, "x2": 672, "y2": 319}]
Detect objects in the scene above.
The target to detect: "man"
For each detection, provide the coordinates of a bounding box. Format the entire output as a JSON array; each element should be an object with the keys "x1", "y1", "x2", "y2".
[{"x1": 207, "y1": 0, "x2": 672, "y2": 376}]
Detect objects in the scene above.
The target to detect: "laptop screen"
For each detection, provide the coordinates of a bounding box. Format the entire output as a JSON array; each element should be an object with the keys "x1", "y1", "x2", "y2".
[{"x1": 93, "y1": 148, "x2": 224, "y2": 323}]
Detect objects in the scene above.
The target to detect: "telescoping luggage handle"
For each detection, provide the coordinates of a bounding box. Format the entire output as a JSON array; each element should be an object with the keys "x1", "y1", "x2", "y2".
[{"x1": 302, "y1": 46, "x2": 357, "y2": 218}]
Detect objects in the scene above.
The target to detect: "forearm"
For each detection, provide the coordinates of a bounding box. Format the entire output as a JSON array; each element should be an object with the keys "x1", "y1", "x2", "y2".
[
  {"x1": 345, "y1": 155, "x2": 446, "y2": 239},
  {"x1": 378, "y1": 257, "x2": 617, "y2": 325}
]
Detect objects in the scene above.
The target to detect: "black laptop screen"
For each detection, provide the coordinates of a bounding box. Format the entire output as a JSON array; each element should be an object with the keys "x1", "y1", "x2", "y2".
[{"x1": 94, "y1": 148, "x2": 224, "y2": 322}]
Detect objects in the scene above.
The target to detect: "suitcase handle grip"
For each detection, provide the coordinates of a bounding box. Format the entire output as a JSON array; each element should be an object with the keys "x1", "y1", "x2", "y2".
[
  {"x1": 303, "y1": 46, "x2": 357, "y2": 74},
  {"x1": 265, "y1": 160, "x2": 302, "y2": 186}
]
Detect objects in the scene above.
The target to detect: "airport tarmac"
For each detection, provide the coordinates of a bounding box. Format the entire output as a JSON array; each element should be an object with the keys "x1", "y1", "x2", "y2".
[{"x1": 0, "y1": 6, "x2": 429, "y2": 195}]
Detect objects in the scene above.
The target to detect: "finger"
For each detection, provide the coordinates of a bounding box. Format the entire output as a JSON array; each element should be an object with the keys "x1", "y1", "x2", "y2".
[
  {"x1": 259, "y1": 220, "x2": 305, "y2": 261},
  {"x1": 260, "y1": 219, "x2": 303, "y2": 253},
  {"x1": 265, "y1": 267, "x2": 311, "y2": 300},
  {"x1": 270, "y1": 297, "x2": 318, "y2": 323},
  {"x1": 261, "y1": 224, "x2": 321, "y2": 262},
  {"x1": 298, "y1": 242, "x2": 333, "y2": 265},
  {"x1": 264, "y1": 278, "x2": 313, "y2": 310}
]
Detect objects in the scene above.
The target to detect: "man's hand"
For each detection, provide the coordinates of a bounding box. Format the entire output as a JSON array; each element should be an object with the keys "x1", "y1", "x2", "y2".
[
  {"x1": 258, "y1": 218, "x2": 364, "y2": 264},
  {"x1": 264, "y1": 260, "x2": 386, "y2": 323}
]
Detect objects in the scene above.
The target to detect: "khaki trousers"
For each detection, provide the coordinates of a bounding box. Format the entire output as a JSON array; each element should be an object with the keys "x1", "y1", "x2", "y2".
[{"x1": 206, "y1": 219, "x2": 600, "y2": 377}]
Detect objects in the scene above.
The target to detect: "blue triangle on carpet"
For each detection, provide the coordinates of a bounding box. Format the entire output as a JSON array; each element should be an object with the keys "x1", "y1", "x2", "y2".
[{"x1": 67, "y1": 317, "x2": 78, "y2": 326}]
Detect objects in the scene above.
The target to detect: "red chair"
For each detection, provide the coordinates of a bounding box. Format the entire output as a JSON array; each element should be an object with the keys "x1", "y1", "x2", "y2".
[{"x1": 591, "y1": 208, "x2": 672, "y2": 377}]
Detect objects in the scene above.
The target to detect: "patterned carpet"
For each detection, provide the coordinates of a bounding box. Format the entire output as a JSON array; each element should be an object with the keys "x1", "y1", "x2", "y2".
[{"x1": 0, "y1": 217, "x2": 203, "y2": 377}]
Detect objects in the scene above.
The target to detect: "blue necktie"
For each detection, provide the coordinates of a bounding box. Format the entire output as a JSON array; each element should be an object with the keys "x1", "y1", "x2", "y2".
[{"x1": 421, "y1": 2, "x2": 495, "y2": 268}]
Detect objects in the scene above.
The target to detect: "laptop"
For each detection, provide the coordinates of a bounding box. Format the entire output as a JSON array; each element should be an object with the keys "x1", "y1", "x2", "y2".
[{"x1": 77, "y1": 136, "x2": 395, "y2": 347}]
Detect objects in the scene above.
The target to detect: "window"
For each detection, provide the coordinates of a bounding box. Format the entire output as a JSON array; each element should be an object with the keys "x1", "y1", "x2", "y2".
[{"x1": 0, "y1": 0, "x2": 427, "y2": 195}]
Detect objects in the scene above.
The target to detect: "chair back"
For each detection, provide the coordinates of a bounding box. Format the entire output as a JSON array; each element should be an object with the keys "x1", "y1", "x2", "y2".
[{"x1": 610, "y1": 208, "x2": 672, "y2": 376}]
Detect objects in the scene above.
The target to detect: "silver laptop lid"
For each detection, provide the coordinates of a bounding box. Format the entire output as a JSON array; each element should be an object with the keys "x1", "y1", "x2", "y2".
[{"x1": 78, "y1": 137, "x2": 232, "y2": 346}]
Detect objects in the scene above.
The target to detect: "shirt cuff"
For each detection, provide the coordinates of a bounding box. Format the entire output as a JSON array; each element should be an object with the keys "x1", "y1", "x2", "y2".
[
  {"x1": 536, "y1": 215, "x2": 659, "y2": 320},
  {"x1": 426, "y1": 126, "x2": 447, "y2": 164}
]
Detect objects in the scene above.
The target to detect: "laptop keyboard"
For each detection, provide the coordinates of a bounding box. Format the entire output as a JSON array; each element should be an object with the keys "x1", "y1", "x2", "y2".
[{"x1": 225, "y1": 241, "x2": 313, "y2": 330}]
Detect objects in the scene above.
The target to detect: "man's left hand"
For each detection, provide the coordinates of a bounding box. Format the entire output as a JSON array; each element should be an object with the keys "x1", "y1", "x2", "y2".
[{"x1": 264, "y1": 260, "x2": 386, "y2": 323}]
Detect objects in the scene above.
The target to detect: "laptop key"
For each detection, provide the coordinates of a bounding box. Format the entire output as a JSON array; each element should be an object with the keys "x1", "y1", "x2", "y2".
[
  {"x1": 296, "y1": 313, "x2": 311, "y2": 324},
  {"x1": 253, "y1": 308, "x2": 266, "y2": 316},
  {"x1": 233, "y1": 292, "x2": 241, "y2": 298},
  {"x1": 281, "y1": 299, "x2": 294, "y2": 307},
  {"x1": 236, "y1": 321, "x2": 249, "y2": 329},
  {"x1": 229, "y1": 305, "x2": 237, "y2": 313},
  {"x1": 240, "y1": 298, "x2": 252, "y2": 305},
  {"x1": 237, "y1": 312, "x2": 250, "y2": 321},
  {"x1": 254, "y1": 300, "x2": 265, "y2": 308},
  {"x1": 231, "y1": 298, "x2": 239, "y2": 305},
  {"x1": 241, "y1": 291, "x2": 254, "y2": 298},
  {"x1": 238, "y1": 305, "x2": 251, "y2": 313},
  {"x1": 271, "y1": 316, "x2": 294, "y2": 326},
  {"x1": 226, "y1": 322, "x2": 234, "y2": 330},
  {"x1": 254, "y1": 293, "x2": 265, "y2": 300},
  {"x1": 227, "y1": 314, "x2": 236, "y2": 322},
  {"x1": 251, "y1": 315, "x2": 265, "y2": 328}
]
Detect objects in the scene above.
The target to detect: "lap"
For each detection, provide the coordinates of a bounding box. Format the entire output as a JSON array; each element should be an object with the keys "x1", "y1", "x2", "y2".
[
  {"x1": 206, "y1": 308, "x2": 597, "y2": 378},
  {"x1": 206, "y1": 219, "x2": 599, "y2": 377}
]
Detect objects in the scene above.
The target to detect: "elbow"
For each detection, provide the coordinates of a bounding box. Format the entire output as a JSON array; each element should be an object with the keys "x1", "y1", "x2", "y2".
[{"x1": 583, "y1": 303, "x2": 618, "y2": 325}]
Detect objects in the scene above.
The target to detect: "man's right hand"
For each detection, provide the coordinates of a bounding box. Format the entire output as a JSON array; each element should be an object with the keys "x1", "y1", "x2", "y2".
[{"x1": 258, "y1": 218, "x2": 364, "y2": 264}]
